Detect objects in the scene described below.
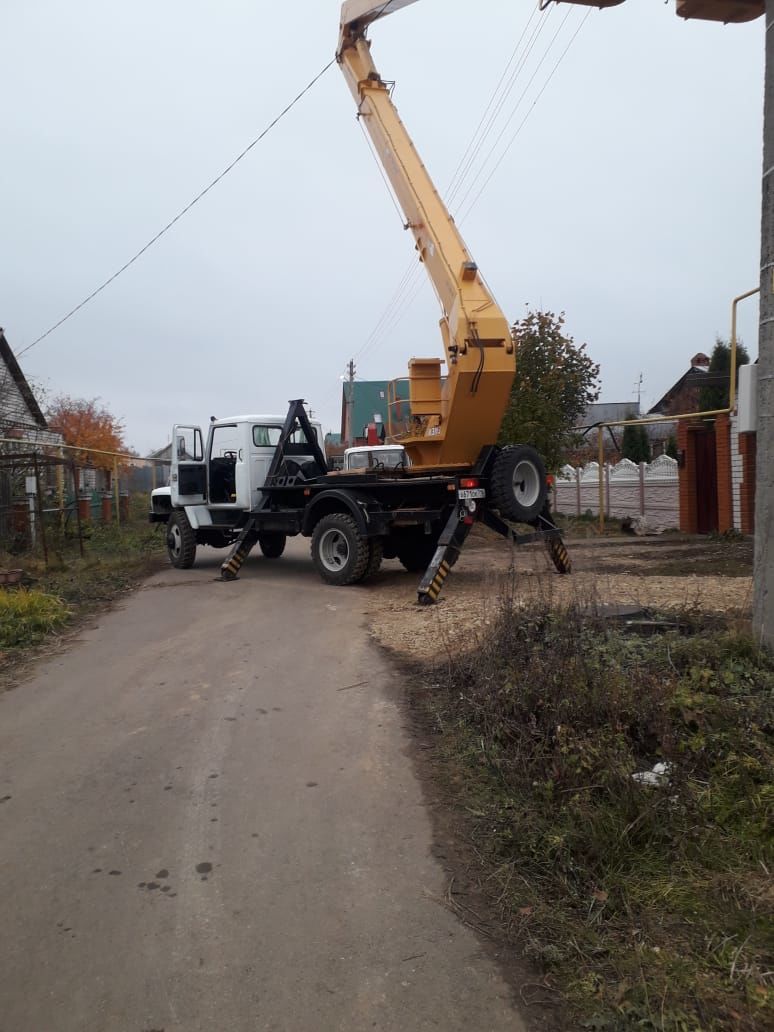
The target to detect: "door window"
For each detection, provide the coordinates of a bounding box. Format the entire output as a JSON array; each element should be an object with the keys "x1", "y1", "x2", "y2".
[
  {"x1": 177, "y1": 427, "x2": 203, "y2": 462},
  {"x1": 209, "y1": 425, "x2": 240, "y2": 504},
  {"x1": 253, "y1": 425, "x2": 318, "y2": 448}
]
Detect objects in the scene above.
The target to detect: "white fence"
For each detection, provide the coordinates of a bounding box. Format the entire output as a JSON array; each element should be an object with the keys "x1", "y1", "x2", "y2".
[{"x1": 553, "y1": 455, "x2": 680, "y2": 532}]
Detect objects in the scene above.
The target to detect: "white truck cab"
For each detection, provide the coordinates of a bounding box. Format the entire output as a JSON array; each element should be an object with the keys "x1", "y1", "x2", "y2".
[
  {"x1": 151, "y1": 414, "x2": 325, "y2": 567},
  {"x1": 343, "y1": 445, "x2": 407, "y2": 472}
]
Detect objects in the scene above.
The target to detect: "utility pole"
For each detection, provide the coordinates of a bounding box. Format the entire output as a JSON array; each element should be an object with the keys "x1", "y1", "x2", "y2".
[
  {"x1": 346, "y1": 360, "x2": 356, "y2": 446},
  {"x1": 633, "y1": 373, "x2": 643, "y2": 414},
  {"x1": 754, "y1": 0, "x2": 774, "y2": 648}
]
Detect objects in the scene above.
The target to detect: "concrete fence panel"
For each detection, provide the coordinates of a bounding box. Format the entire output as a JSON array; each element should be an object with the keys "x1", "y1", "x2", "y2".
[{"x1": 554, "y1": 456, "x2": 679, "y2": 531}]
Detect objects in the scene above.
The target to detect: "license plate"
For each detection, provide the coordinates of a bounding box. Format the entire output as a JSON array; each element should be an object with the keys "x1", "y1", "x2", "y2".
[{"x1": 458, "y1": 488, "x2": 485, "y2": 500}]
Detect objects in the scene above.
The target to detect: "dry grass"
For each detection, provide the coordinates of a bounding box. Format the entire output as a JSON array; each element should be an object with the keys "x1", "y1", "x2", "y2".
[{"x1": 399, "y1": 590, "x2": 773, "y2": 1030}]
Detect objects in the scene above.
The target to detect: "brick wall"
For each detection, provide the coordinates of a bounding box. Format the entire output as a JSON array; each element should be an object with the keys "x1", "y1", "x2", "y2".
[
  {"x1": 739, "y1": 431, "x2": 757, "y2": 534},
  {"x1": 715, "y1": 413, "x2": 733, "y2": 534},
  {"x1": 731, "y1": 414, "x2": 743, "y2": 530}
]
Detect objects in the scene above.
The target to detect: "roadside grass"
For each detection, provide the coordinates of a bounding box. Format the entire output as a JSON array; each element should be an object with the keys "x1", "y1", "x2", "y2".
[
  {"x1": 0, "y1": 498, "x2": 166, "y2": 671},
  {"x1": 413, "y1": 587, "x2": 773, "y2": 1030},
  {"x1": 0, "y1": 589, "x2": 70, "y2": 650}
]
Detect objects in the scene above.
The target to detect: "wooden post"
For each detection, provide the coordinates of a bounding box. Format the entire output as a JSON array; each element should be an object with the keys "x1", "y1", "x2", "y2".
[
  {"x1": 639, "y1": 462, "x2": 646, "y2": 517},
  {"x1": 575, "y1": 467, "x2": 581, "y2": 517},
  {"x1": 72, "y1": 461, "x2": 85, "y2": 557},
  {"x1": 33, "y1": 454, "x2": 48, "y2": 568},
  {"x1": 598, "y1": 429, "x2": 605, "y2": 533},
  {"x1": 57, "y1": 448, "x2": 65, "y2": 530},
  {"x1": 113, "y1": 458, "x2": 120, "y2": 527}
]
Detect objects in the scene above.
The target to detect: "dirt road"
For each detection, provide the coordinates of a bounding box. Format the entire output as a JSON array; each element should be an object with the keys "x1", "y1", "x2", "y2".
[{"x1": 0, "y1": 543, "x2": 524, "y2": 1032}]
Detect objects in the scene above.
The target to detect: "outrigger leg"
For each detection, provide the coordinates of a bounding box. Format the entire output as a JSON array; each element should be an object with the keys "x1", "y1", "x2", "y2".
[
  {"x1": 417, "y1": 506, "x2": 473, "y2": 606},
  {"x1": 221, "y1": 518, "x2": 260, "y2": 581},
  {"x1": 417, "y1": 502, "x2": 571, "y2": 606},
  {"x1": 480, "y1": 503, "x2": 572, "y2": 575}
]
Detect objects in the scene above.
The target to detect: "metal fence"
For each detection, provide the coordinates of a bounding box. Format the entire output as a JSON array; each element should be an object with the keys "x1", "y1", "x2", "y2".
[{"x1": 0, "y1": 439, "x2": 170, "y2": 567}]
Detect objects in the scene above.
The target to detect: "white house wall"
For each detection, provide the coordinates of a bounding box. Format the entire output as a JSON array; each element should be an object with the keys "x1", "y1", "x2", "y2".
[{"x1": 731, "y1": 413, "x2": 743, "y2": 531}]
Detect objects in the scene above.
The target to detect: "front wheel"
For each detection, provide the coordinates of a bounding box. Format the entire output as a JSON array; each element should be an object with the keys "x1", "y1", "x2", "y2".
[
  {"x1": 311, "y1": 514, "x2": 370, "y2": 586},
  {"x1": 259, "y1": 532, "x2": 286, "y2": 559},
  {"x1": 490, "y1": 445, "x2": 547, "y2": 523},
  {"x1": 167, "y1": 511, "x2": 197, "y2": 569}
]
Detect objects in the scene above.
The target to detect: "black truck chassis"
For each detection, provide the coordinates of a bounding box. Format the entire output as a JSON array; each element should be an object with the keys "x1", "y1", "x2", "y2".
[{"x1": 211, "y1": 401, "x2": 571, "y2": 605}]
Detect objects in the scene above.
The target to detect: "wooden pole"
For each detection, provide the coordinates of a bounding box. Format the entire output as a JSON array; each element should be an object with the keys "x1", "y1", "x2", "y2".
[
  {"x1": 33, "y1": 454, "x2": 48, "y2": 568},
  {"x1": 57, "y1": 448, "x2": 65, "y2": 530},
  {"x1": 598, "y1": 428, "x2": 605, "y2": 534},
  {"x1": 113, "y1": 458, "x2": 120, "y2": 527},
  {"x1": 71, "y1": 461, "x2": 85, "y2": 557}
]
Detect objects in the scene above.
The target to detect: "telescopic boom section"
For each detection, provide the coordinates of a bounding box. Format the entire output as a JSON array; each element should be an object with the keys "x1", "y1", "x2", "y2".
[{"x1": 338, "y1": 0, "x2": 515, "y2": 470}]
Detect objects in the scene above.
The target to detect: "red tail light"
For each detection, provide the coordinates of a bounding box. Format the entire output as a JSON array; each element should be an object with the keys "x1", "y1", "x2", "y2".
[{"x1": 460, "y1": 477, "x2": 479, "y2": 490}]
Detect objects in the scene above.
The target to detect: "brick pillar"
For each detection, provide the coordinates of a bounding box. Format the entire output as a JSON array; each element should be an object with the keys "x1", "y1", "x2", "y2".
[
  {"x1": 77, "y1": 493, "x2": 91, "y2": 524},
  {"x1": 101, "y1": 494, "x2": 112, "y2": 523},
  {"x1": 715, "y1": 414, "x2": 733, "y2": 534},
  {"x1": 739, "y1": 431, "x2": 757, "y2": 535},
  {"x1": 677, "y1": 419, "x2": 699, "y2": 534}
]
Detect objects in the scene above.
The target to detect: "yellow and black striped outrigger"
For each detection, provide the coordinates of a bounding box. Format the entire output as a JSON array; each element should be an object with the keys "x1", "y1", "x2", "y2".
[{"x1": 416, "y1": 501, "x2": 571, "y2": 606}]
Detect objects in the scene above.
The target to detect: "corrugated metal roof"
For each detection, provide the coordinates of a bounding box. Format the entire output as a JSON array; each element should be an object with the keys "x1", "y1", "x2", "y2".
[{"x1": 577, "y1": 402, "x2": 639, "y2": 428}]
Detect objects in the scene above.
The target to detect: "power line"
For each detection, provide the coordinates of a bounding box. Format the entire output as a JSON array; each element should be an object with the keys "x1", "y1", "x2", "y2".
[
  {"x1": 458, "y1": 8, "x2": 592, "y2": 223},
  {"x1": 452, "y1": 5, "x2": 575, "y2": 216},
  {"x1": 447, "y1": 5, "x2": 549, "y2": 205},
  {"x1": 19, "y1": 57, "x2": 336, "y2": 358}
]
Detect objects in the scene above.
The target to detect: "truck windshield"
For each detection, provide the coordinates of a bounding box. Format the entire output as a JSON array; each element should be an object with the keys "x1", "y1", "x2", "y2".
[
  {"x1": 253, "y1": 425, "x2": 318, "y2": 448},
  {"x1": 348, "y1": 450, "x2": 405, "y2": 470}
]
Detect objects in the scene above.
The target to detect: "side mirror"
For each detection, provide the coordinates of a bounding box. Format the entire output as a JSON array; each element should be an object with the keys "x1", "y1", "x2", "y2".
[{"x1": 177, "y1": 436, "x2": 187, "y2": 458}]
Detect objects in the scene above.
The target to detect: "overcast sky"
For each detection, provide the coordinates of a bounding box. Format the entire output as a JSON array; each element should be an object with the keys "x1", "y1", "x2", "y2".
[{"x1": 1, "y1": 1, "x2": 765, "y2": 453}]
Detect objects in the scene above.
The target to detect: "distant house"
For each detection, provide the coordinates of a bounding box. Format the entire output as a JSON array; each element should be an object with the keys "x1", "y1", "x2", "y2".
[
  {"x1": 0, "y1": 328, "x2": 60, "y2": 444},
  {"x1": 570, "y1": 402, "x2": 641, "y2": 462},
  {"x1": 340, "y1": 380, "x2": 410, "y2": 445},
  {"x1": 647, "y1": 353, "x2": 729, "y2": 417},
  {"x1": 577, "y1": 402, "x2": 639, "y2": 429},
  {"x1": 647, "y1": 352, "x2": 760, "y2": 535}
]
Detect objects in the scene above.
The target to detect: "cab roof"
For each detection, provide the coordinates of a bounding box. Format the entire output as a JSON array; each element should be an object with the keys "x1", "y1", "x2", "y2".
[{"x1": 214, "y1": 415, "x2": 322, "y2": 427}]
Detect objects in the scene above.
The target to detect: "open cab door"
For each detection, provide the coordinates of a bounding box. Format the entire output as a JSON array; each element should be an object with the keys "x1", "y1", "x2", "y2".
[{"x1": 170, "y1": 425, "x2": 206, "y2": 506}]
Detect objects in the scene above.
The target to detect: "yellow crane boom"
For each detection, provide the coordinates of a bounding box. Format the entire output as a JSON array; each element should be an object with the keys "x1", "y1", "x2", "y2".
[
  {"x1": 337, "y1": 0, "x2": 762, "y2": 470},
  {"x1": 338, "y1": 0, "x2": 515, "y2": 470}
]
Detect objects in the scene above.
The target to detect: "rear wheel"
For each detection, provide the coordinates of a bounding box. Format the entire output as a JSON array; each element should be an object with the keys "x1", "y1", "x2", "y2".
[
  {"x1": 259, "y1": 532, "x2": 286, "y2": 559},
  {"x1": 490, "y1": 445, "x2": 547, "y2": 523},
  {"x1": 167, "y1": 511, "x2": 197, "y2": 569},
  {"x1": 311, "y1": 514, "x2": 370, "y2": 586}
]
